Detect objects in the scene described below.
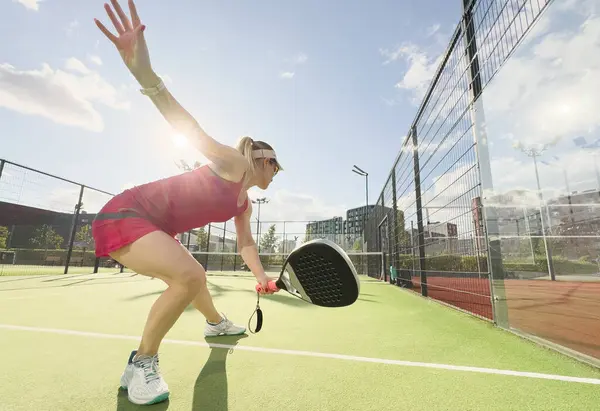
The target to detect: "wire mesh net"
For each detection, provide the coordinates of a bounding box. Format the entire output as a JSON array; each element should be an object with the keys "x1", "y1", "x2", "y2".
[{"x1": 190, "y1": 251, "x2": 384, "y2": 279}]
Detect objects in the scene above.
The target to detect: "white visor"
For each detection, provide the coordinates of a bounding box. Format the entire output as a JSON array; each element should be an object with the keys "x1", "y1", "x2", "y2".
[{"x1": 252, "y1": 149, "x2": 283, "y2": 170}]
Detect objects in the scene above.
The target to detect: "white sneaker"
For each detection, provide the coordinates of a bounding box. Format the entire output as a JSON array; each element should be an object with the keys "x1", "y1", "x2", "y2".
[
  {"x1": 204, "y1": 314, "x2": 247, "y2": 337},
  {"x1": 120, "y1": 350, "x2": 170, "y2": 405}
]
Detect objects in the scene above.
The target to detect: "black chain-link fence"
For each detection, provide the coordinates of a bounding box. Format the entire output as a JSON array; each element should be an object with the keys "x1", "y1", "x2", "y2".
[{"x1": 365, "y1": 0, "x2": 600, "y2": 366}]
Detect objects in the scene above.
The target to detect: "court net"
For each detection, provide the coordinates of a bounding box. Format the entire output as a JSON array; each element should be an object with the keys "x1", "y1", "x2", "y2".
[{"x1": 191, "y1": 251, "x2": 385, "y2": 279}]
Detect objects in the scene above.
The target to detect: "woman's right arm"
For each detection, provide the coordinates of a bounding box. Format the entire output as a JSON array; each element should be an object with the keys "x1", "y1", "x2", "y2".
[
  {"x1": 141, "y1": 74, "x2": 245, "y2": 170},
  {"x1": 94, "y1": 0, "x2": 245, "y2": 172}
]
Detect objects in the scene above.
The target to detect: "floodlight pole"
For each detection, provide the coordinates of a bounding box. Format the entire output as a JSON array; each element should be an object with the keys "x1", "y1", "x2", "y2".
[
  {"x1": 252, "y1": 197, "x2": 269, "y2": 251},
  {"x1": 352, "y1": 165, "x2": 369, "y2": 249},
  {"x1": 513, "y1": 141, "x2": 556, "y2": 281}
]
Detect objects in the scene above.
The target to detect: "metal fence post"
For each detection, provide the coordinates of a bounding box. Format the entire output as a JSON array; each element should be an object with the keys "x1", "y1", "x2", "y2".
[
  {"x1": 411, "y1": 126, "x2": 428, "y2": 297},
  {"x1": 205, "y1": 223, "x2": 211, "y2": 270},
  {"x1": 391, "y1": 172, "x2": 400, "y2": 269},
  {"x1": 221, "y1": 221, "x2": 226, "y2": 271},
  {"x1": 64, "y1": 185, "x2": 85, "y2": 274},
  {"x1": 462, "y1": 0, "x2": 508, "y2": 326}
]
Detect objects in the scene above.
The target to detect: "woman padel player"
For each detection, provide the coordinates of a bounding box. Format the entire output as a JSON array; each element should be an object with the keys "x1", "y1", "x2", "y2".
[{"x1": 92, "y1": 0, "x2": 281, "y2": 405}]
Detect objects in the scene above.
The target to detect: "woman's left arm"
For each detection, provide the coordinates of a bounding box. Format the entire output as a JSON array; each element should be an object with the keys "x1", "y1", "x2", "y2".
[{"x1": 234, "y1": 202, "x2": 272, "y2": 292}]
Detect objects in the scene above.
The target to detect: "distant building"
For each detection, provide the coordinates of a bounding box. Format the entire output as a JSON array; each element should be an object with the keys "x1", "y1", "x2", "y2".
[
  {"x1": 305, "y1": 216, "x2": 345, "y2": 244},
  {"x1": 345, "y1": 205, "x2": 375, "y2": 235}
]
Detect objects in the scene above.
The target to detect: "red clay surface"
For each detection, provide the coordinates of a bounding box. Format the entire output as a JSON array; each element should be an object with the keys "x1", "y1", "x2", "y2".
[{"x1": 406, "y1": 276, "x2": 600, "y2": 361}]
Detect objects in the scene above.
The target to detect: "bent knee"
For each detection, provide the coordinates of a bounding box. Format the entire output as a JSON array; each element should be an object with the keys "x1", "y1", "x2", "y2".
[{"x1": 177, "y1": 266, "x2": 207, "y2": 293}]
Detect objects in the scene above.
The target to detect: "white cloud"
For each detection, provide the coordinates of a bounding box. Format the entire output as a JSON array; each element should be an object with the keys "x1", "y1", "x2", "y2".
[
  {"x1": 380, "y1": 43, "x2": 444, "y2": 105},
  {"x1": 13, "y1": 0, "x2": 40, "y2": 11},
  {"x1": 426, "y1": 23, "x2": 441, "y2": 37},
  {"x1": 289, "y1": 53, "x2": 307, "y2": 65},
  {"x1": 0, "y1": 58, "x2": 130, "y2": 132},
  {"x1": 278, "y1": 52, "x2": 306, "y2": 79},
  {"x1": 65, "y1": 57, "x2": 92, "y2": 75},
  {"x1": 88, "y1": 55, "x2": 103, "y2": 66},
  {"x1": 66, "y1": 20, "x2": 79, "y2": 36},
  {"x1": 483, "y1": 1, "x2": 600, "y2": 147}
]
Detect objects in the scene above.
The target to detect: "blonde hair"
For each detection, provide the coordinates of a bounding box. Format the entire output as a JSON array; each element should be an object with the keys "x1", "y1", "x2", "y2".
[{"x1": 236, "y1": 136, "x2": 274, "y2": 179}]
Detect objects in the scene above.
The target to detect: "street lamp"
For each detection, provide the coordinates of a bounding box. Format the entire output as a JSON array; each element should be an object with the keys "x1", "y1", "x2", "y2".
[
  {"x1": 352, "y1": 165, "x2": 369, "y2": 249},
  {"x1": 252, "y1": 197, "x2": 269, "y2": 248},
  {"x1": 513, "y1": 140, "x2": 556, "y2": 281}
]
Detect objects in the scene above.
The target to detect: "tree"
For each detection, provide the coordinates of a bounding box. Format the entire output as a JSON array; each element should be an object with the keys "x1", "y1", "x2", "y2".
[
  {"x1": 260, "y1": 224, "x2": 278, "y2": 253},
  {"x1": 30, "y1": 225, "x2": 64, "y2": 259},
  {"x1": 352, "y1": 239, "x2": 363, "y2": 251},
  {"x1": 304, "y1": 227, "x2": 313, "y2": 243},
  {"x1": 195, "y1": 226, "x2": 209, "y2": 251},
  {"x1": 75, "y1": 224, "x2": 95, "y2": 250},
  {"x1": 0, "y1": 226, "x2": 8, "y2": 249}
]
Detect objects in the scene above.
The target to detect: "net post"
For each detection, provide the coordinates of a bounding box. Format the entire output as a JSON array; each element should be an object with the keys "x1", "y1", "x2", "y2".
[
  {"x1": 411, "y1": 126, "x2": 428, "y2": 297},
  {"x1": 64, "y1": 185, "x2": 85, "y2": 274},
  {"x1": 221, "y1": 221, "x2": 226, "y2": 271},
  {"x1": 462, "y1": 0, "x2": 508, "y2": 326},
  {"x1": 0, "y1": 159, "x2": 5, "y2": 180},
  {"x1": 205, "y1": 224, "x2": 211, "y2": 270},
  {"x1": 391, "y1": 172, "x2": 400, "y2": 279},
  {"x1": 93, "y1": 256, "x2": 100, "y2": 274},
  {"x1": 233, "y1": 237, "x2": 238, "y2": 271}
]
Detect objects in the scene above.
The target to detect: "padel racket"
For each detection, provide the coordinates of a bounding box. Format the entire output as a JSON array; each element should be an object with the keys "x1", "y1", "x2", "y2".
[{"x1": 248, "y1": 239, "x2": 360, "y2": 333}]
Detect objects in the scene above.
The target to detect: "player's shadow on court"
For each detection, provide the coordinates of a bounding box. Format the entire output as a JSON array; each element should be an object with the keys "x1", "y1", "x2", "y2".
[{"x1": 192, "y1": 334, "x2": 248, "y2": 411}]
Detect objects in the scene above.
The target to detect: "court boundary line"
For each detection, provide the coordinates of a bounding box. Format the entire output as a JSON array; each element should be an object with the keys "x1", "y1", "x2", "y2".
[{"x1": 1, "y1": 323, "x2": 599, "y2": 385}]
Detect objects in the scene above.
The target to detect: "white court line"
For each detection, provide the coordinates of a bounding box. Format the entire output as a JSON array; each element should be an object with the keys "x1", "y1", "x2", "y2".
[{"x1": 1, "y1": 323, "x2": 599, "y2": 385}]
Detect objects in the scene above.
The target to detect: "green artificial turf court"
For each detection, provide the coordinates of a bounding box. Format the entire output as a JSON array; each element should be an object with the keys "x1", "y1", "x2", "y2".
[{"x1": 1, "y1": 271, "x2": 599, "y2": 411}]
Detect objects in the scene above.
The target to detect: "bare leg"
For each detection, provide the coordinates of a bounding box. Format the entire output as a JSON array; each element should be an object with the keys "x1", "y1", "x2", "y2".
[
  {"x1": 109, "y1": 231, "x2": 209, "y2": 356},
  {"x1": 191, "y1": 285, "x2": 222, "y2": 324}
]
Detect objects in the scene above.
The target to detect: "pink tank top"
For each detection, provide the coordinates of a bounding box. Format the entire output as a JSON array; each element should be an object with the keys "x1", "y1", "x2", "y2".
[{"x1": 110, "y1": 165, "x2": 248, "y2": 235}]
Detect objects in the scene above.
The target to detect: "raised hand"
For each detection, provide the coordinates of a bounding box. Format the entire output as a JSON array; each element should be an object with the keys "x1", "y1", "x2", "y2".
[{"x1": 94, "y1": 0, "x2": 158, "y2": 88}]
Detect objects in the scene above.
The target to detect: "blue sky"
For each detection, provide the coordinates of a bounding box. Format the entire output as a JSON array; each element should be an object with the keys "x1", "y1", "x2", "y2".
[
  {"x1": 0, "y1": 0, "x2": 461, "y2": 224},
  {"x1": 2, "y1": 0, "x2": 600, "y2": 247}
]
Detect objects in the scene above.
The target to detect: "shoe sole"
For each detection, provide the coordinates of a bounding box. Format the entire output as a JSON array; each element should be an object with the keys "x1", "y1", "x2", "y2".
[
  {"x1": 204, "y1": 330, "x2": 247, "y2": 337},
  {"x1": 119, "y1": 386, "x2": 170, "y2": 405}
]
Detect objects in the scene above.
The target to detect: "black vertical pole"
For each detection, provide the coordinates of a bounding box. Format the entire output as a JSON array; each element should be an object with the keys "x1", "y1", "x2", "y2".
[
  {"x1": 205, "y1": 223, "x2": 212, "y2": 270},
  {"x1": 463, "y1": 0, "x2": 508, "y2": 324},
  {"x1": 412, "y1": 126, "x2": 428, "y2": 297},
  {"x1": 93, "y1": 257, "x2": 100, "y2": 274},
  {"x1": 391, "y1": 171, "x2": 401, "y2": 283},
  {"x1": 64, "y1": 185, "x2": 85, "y2": 274},
  {"x1": 365, "y1": 174, "x2": 369, "y2": 248},
  {"x1": 0, "y1": 159, "x2": 5, "y2": 180},
  {"x1": 233, "y1": 237, "x2": 238, "y2": 271},
  {"x1": 221, "y1": 221, "x2": 227, "y2": 271}
]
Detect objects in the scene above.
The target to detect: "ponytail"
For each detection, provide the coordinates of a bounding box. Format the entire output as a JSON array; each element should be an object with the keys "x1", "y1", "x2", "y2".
[
  {"x1": 236, "y1": 136, "x2": 256, "y2": 180},
  {"x1": 236, "y1": 135, "x2": 276, "y2": 182}
]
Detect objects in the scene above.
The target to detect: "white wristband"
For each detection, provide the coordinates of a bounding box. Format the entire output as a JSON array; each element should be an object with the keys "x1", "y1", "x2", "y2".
[{"x1": 140, "y1": 78, "x2": 165, "y2": 96}]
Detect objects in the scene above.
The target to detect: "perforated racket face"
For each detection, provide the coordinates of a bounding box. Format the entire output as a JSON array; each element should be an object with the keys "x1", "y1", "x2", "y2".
[{"x1": 278, "y1": 239, "x2": 360, "y2": 307}]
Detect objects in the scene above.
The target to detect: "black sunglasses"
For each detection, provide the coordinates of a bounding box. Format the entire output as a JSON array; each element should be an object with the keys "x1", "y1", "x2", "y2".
[{"x1": 267, "y1": 158, "x2": 280, "y2": 174}]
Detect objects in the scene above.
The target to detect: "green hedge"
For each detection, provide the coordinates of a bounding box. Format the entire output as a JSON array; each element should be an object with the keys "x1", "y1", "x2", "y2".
[
  {"x1": 2, "y1": 248, "x2": 98, "y2": 266},
  {"x1": 391, "y1": 254, "x2": 597, "y2": 276}
]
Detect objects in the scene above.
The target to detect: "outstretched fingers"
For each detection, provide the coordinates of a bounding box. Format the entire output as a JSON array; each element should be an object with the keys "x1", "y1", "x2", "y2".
[
  {"x1": 94, "y1": 18, "x2": 119, "y2": 45},
  {"x1": 111, "y1": 0, "x2": 133, "y2": 31},
  {"x1": 104, "y1": 2, "x2": 125, "y2": 34},
  {"x1": 128, "y1": 0, "x2": 142, "y2": 27}
]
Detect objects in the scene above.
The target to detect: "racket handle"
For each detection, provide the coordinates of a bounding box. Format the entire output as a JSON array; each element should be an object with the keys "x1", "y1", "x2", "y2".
[{"x1": 256, "y1": 280, "x2": 279, "y2": 293}]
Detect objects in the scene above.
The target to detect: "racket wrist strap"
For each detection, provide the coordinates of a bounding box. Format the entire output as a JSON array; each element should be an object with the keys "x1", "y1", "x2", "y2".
[{"x1": 248, "y1": 292, "x2": 263, "y2": 334}]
